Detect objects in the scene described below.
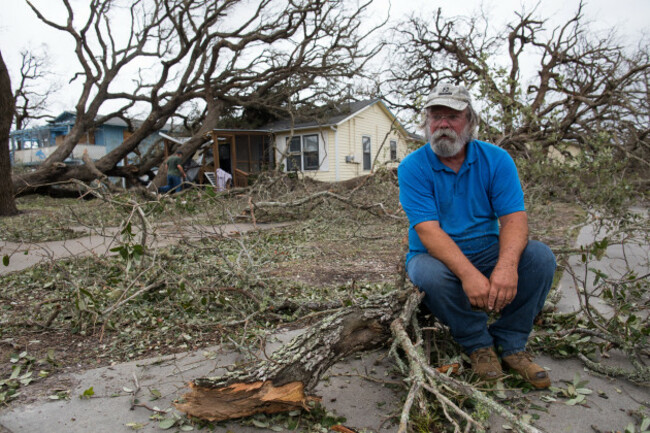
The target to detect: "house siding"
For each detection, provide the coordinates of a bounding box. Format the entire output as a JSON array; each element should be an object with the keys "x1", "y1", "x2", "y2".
[
  {"x1": 103, "y1": 126, "x2": 128, "y2": 152},
  {"x1": 336, "y1": 103, "x2": 407, "y2": 181},
  {"x1": 274, "y1": 128, "x2": 332, "y2": 181},
  {"x1": 270, "y1": 101, "x2": 409, "y2": 182}
]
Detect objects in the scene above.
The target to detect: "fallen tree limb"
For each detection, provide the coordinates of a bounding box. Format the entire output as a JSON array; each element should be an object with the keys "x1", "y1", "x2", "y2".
[
  {"x1": 556, "y1": 255, "x2": 650, "y2": 385},
  {"x1": 393, "y1": 319, "x2": 543, "y2": 433},
  {"x1": 577, "y1": 353, "x2": 650, "y2": 385},
  {"x1": 251, "y1": 190, "x2": 405, "y2": 220},
  {"x1": 175, "y1": 291, "x2": 406, "y2": 421},
  {"x1": 176, "y1": 289, "x2": 545, "y2": 432},
  {"x1": 271, "y1": 298, "x2": 348, "y2": 314},
  {"x1": 82, "y1": 149, "x2": 108, "y2": 180},
  {"x1": 389, "y1": 290, "x2": 543, "y2": 433}
]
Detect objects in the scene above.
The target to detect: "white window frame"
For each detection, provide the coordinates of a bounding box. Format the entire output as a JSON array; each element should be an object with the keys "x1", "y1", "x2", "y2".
[
  {"x1": 285, "y1": 134, "x2": 320, "y2": 171},
  {"x1": 302, "y1": 134, "x2": 319, "y2": 171},
  {"x1": 390, "y1": 139, "x2": 397, "y2": 161},
  {"x1": 286, "y1": 136, "x2": 301, "y2": 171},
  {"x1": 362, "y1": 135, "x2": 371, "y2": 171}
]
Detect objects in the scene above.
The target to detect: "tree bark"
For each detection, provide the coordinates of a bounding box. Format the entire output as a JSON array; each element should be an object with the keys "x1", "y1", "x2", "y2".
[
  {"x1": 175, "y1": 291, "x2": 406, "y2": 421},
  {"x1": 150, "y1": 99, "x2": 223, "y2": 188},
  {"x1": 11, "y1": 89, "x2": 219, "y2": 194},
  {"x1": 0, "y1": 50, "x2": 18, "y2": 216}
]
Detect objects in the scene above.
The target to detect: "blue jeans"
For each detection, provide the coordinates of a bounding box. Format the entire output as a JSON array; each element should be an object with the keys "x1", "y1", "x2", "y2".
[
  {"x1": 159, "y1": 175, "x2": 182, "y2": 193},
  {"x1": 407, "y1": 240, "x2": 555, "y2": 356}
]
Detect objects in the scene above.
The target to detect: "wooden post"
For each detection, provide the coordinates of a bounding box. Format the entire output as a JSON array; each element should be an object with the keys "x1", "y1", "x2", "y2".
[
  {"x1": 230, "y1": 134, "x2": 237, "y2": 175},
  {"x1": 209, "y1": 131, "x2": 220, "y2": 172},
  {"x1": 247, "y1": 134, "x2": 252, "y2": 172},
  {"x1": 163, "y1": 139, "x2": 170, "y2": 159}
]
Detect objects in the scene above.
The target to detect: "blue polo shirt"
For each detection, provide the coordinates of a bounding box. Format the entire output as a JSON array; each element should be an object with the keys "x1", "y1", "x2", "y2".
[{"x1": 398, "y1": 140, "x2": 525, "y2": 265}]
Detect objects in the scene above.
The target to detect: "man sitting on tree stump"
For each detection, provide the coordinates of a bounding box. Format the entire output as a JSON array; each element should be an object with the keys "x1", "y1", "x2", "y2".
[{"x1": 398, "y1": 82, "x2": 556, "y2": 389}]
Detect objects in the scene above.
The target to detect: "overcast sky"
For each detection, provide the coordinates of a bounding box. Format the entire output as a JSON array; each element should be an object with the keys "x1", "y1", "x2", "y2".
[{"x1": 1, "y1": 0, "x2": 648, "y2": 120}]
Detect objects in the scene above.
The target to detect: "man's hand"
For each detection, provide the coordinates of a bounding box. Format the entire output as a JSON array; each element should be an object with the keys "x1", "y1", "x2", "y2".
[
  {"x1": 488, "y1": 264, "x2": 518, "y2": 312},
  {"x1": 489, "y1": 211, "x2": 527, "y2": 312},
  {"x1": 462, "y1": 272, "x2": 491, "y2": 310}
]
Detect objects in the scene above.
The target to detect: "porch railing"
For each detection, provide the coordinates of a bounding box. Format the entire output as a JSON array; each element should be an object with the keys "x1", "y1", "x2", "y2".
[{"x1": 234, "y1": 169, "x2": 249, "y2": 188}]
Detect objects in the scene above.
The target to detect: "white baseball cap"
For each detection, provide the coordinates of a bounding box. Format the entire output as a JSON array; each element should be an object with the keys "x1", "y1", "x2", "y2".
[{"x1": 423, "y1": 83, "x2": 471, "y2": 111}]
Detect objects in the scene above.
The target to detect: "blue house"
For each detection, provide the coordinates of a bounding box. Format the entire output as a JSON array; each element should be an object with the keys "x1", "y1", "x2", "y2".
[{"x1": 9, "y1": 111, "x2": 166, "y2": 166}]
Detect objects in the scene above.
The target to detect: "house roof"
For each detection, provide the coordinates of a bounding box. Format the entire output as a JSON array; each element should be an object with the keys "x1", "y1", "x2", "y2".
[
  {"x1": 46, "y1": 111, "x2": 129, "y2": 128},
  {"x1": 260, "y1": 99, "x2": 379, "y2": 131},
  {"x1": 210, "y1": 99, "x2": 410, "y2": 138},
  {"x1": 49, "y1": 111, "x2": 76, "y2": 124},
  {"x1": 159, "y1": 132, "x2": 192, "y2": 145},
  {"x1": 102, "y1": 117, "x2": 129, "y2": 127},
  {"x1": 408, "y1": 131, "x2": 426, "y2": 143}
]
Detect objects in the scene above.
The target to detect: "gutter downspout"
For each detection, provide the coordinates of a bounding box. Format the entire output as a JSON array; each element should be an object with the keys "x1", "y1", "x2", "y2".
[{"x1": 331, "y1": 125, "x2": 339, "y2": 182}]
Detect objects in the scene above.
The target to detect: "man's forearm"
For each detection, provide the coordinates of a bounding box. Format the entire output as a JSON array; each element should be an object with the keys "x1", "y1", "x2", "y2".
[
  {"x1": 496, "y1": 211, "x2": 529, "y2": 269},
  {"x1": 486, "y1": 211, "x2": 529, "y2": 311},
  {"x1": 415, "y1": 220, "x2": 491, "y2": 308},
  {"x1": 414, "y1": 221, "x2": 480, "y2": 281}
]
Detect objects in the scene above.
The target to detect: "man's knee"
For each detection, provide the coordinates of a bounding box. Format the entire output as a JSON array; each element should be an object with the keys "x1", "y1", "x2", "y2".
[
  {"x1": 407, "y1": 254, "x2": 458, "y2": 291},
  {"x1": 521, "y1": 240, "x2": 556, "y2": 276}
]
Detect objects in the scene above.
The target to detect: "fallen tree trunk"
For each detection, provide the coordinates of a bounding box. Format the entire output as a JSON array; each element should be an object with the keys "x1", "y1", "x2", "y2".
[
  {"x1": 176, "y1": 287, "x2": 545, "y2": 432},
  {"x1": 175, "y1": 291, "x2": 406, "y2": 421}
]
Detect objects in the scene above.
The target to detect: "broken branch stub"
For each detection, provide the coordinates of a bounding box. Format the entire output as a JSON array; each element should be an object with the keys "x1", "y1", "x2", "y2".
[
  {"x1": 175, "y1": 380, "x2": 315, "y2": 421},
  {"x1": 175, "y1": 292, "x2": 406, "y2": 421}
]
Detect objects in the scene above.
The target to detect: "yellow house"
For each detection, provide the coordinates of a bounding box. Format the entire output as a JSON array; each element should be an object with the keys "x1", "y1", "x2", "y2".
[
  {"x1": 204, "y1": 99, "x2": 411, "y2": 186},
  {"x1": 269, "y1": 99, "x2": 410, "y2": 182}
]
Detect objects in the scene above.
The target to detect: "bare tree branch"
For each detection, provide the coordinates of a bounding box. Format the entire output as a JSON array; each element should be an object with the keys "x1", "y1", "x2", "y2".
[{"x1": 13, "y1": 0, "x2": 382, "y2": 195}]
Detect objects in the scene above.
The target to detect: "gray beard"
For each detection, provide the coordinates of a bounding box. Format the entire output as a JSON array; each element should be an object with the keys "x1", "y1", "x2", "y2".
[{"x1": 429, "y1": 127, "x2": 471, "y2": 158}]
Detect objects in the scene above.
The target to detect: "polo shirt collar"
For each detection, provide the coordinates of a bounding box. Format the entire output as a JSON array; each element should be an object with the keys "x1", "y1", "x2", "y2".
[{"x1": 426, "y1": 139, "x2": 478, "y2": 172}]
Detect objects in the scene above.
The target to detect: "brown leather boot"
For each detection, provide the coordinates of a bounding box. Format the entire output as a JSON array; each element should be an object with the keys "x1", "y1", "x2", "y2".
[
  {"x1": 469, "y1": 347, "x2": 503, "y2": 380},
  {"x1": 502, "y1": 352, "x2": 551, "y2": 389}
]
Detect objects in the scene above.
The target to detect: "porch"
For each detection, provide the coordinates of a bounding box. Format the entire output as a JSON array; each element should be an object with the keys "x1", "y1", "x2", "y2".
[{"x1": 201, "y1": 129, "x2": 275, "y2": 187}]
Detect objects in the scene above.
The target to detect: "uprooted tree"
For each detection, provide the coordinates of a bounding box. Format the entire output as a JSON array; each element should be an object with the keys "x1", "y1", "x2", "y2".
[{"x1": 9, "y1": 0, "x2": 381, "y2": 195}]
